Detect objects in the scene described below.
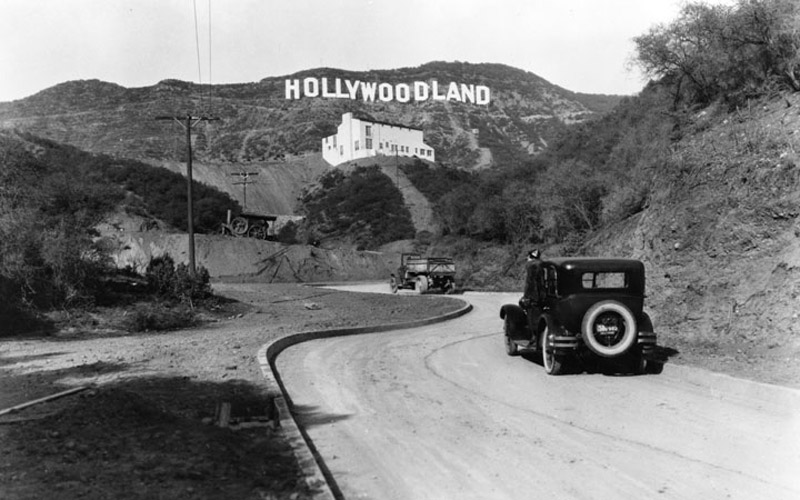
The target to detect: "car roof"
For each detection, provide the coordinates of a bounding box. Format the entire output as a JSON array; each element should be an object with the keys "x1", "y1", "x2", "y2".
[{"x1": 544, "y1": 257, "x2": 644, "y2": 272}]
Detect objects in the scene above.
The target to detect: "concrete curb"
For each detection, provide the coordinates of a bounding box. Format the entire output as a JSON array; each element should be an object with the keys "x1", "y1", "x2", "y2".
[{"x1": 257, "y1": 298, "x2": 473, "y2": 500}]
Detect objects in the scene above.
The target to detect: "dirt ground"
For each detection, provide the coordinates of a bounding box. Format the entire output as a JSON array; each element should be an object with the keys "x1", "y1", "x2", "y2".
[
  {"x1": 0, "y1": 282, "x2": 462, "y2": 500},
  {"x1": 1, "y1": 280, "x2": 798, "y2": 500}
]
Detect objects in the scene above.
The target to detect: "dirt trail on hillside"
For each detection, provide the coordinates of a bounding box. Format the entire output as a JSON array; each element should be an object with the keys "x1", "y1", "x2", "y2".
[{"x1": 379, "y1": 163, "x2": 440, "y2": 235}]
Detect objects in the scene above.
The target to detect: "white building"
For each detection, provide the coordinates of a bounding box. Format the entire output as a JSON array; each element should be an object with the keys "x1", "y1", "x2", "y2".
[{"x1": 322, "y1": 112, "x2": 435, "y2": 167}]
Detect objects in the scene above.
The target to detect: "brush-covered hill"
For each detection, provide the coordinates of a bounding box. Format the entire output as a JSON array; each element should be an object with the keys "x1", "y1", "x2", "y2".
[{"x1": 0, "y1": 62, "x2": 621, "y2": 214}]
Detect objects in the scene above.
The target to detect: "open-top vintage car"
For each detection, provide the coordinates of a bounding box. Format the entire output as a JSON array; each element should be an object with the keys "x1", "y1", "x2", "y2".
[{"x1": 500, "y1": 257, "x2": 662, "y2": 375}]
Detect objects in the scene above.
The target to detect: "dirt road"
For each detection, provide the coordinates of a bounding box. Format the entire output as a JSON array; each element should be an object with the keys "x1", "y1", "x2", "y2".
[{"x1": 276, "y1": 287, "x2": 800, "y2": 500}]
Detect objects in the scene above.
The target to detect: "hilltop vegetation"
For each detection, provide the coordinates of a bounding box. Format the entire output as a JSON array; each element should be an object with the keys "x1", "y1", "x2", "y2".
[
  {"x1": 0, "y1": 131, "x2": 240, "y2": 331},
  {"x1": 300, "y1": 165, "x2": 416, "y2": 249}
]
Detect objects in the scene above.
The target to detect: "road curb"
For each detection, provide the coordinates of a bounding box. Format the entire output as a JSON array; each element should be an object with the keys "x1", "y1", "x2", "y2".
[{"x1": 257, "y1": 297, "x2": 473, "y2": 500}]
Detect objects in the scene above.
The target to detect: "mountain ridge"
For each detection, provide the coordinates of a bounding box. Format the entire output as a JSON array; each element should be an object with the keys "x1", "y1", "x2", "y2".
[{"x1": 0, "y1": 61, "x2": 621, "y2": 161}]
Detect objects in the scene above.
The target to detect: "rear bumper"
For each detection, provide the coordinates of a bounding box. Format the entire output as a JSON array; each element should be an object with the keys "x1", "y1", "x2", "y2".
[{"x1": 548, "y1": 331, "x2": 657, "y2": 356}]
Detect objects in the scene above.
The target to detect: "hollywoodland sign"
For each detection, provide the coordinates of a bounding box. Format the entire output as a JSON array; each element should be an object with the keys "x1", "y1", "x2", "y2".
[{"x1": 285, "y1": 77, "x2": 491, "y2": 105}]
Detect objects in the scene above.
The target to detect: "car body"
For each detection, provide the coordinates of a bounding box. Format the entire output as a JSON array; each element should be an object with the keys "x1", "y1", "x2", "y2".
[{"x1": 499, "y1": 257, "x2": 661, "y2": 375}]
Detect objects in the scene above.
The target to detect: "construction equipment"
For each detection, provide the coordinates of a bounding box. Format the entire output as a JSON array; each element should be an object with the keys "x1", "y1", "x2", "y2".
[{"x1": 220, "y1": 210, "x2": 277, "y2": 240}]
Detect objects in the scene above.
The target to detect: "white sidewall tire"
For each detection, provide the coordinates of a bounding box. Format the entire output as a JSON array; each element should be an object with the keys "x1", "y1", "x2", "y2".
[{"x1": 582, "y1": 300, "x2": 638, "y2": 357}]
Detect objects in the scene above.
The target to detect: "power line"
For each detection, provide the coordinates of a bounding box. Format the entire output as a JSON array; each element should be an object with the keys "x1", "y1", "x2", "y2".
[
  {"x1": 192, "y1": 0, "x2": 203, "y2": 84},
  {"x1": 208, "y1": 0, "x2": 213, "y2": 86},
  {"x1": 232, "y1": 171, "x2": 259, "y2": 210}
]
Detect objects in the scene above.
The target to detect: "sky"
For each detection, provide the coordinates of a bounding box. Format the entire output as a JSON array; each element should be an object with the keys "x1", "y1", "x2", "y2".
[{"x1": 0, "y1": 0, "x2": 730, "y2": 102}]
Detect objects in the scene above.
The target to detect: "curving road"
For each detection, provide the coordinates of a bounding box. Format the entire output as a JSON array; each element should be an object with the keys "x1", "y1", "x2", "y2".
[{"x1": 276, "y1": 285, "x2": 800, "y2": 500}]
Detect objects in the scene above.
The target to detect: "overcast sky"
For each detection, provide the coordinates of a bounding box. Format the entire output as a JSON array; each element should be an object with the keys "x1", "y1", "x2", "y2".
[{"x1": 0, "y1": 0, "x2": 733, "y2": 102}]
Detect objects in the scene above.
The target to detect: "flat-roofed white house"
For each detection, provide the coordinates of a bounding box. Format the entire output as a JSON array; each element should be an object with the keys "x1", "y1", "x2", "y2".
[{"x1": 322, "y1": 112, "x2": 435, "y2": 167}]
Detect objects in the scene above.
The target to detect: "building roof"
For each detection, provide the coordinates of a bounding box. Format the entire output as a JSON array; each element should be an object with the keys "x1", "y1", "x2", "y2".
[{"x1": 349, "y1": 112, "x2": 423, "y2": 132}]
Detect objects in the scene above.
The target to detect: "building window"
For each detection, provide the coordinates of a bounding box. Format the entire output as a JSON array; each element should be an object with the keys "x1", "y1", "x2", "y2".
[
  {"x1": 365, "y1": 125, "x2": 372, "y2": 137},
  {"x1": 366, "y1": 138, "x2": 373, "y2": 149},
  {"x1": 340, "y1": 146, "x2": 343, "y2": 155},
  {"x1": 355, "y1": 140, "x2": 360, "y2": 151},
  {"x1": 333, "y1": 136, "x2": 337, "y2": 147}
]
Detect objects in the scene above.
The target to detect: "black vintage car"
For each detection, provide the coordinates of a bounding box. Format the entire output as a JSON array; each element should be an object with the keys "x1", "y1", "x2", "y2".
[{"x1": 500, "y1": 257, "x2": 662, "y2": 375}]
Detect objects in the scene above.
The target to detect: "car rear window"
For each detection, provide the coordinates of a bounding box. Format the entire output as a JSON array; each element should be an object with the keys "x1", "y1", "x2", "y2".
[{"x1": 581, "y1": 272, "x2": 627, "y2": 289}]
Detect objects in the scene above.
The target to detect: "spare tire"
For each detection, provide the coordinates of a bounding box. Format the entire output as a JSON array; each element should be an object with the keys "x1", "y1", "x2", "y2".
[{"x1": 581, "y1": 300, "x2": 638, "y2": 357}]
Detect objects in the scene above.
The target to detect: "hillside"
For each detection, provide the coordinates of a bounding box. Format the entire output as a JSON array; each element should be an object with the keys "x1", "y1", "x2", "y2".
[
  {"x1": 579, "y1": 92, "x2": 800, "y2": 384},
  {"x1": 0, "y1": 62, "x2": 621, "y2": 215}
]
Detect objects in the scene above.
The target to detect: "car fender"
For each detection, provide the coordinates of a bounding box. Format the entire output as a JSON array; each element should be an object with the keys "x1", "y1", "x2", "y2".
[{"x1": 500, "y1": 304, "x2": 529, "y2": 339}]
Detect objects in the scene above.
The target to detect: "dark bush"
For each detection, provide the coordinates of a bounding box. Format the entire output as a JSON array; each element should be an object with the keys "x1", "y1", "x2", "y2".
[
  {"x1": 145, "y1": 254, "x2": 211, "y2": 306},
  {"x1": 300, "y1": 166, "x2": 415, "y2": 249},
  {"x1": 123, "y1": 303, "x2": 198, "y2": 332},
  {"x1": 277, "y1": 220, "x2": 299, "y2": 244}
]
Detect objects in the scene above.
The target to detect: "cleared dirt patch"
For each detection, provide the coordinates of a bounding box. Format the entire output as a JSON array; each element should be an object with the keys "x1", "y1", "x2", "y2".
[{"x1": 0, "y1": 282, "x2": 464, "y2": 500}]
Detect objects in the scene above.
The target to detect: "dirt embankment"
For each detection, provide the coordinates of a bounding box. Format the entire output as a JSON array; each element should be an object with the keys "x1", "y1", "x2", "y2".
[
  {"x1": 580, "y1": 93, "x2": 800, "y2": 387},
  {"x1": 156, "y1": 153, "x2": 331, "y2": 216},
  {"x1": 112, "y1": 231, "x2": 394, "y2": 283}
]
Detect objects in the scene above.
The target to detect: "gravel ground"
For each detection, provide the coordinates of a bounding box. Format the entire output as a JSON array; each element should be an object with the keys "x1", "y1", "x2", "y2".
[{"x1": 0, "y1": 282, "x2": 464, "y2": 500}]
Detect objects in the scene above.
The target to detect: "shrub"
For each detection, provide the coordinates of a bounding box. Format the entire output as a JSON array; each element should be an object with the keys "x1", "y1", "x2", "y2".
[
  {"x1": 123, "y1": 303, "x2": 197, "y2": 332},
  {"x1": 300, "y1": 166, "x2": 415, "y2": 248},
  {"x1": 145, "y1": 254, "x2": 177, "y2": 296},
  {"x1": 633, "y1": 0, "x2": 800, "y2": 105},
  {"x1": 276, "y1": 220, "x2": 299, "y2": 244},
  {"x1": 145, "y1": 254, "x2": 211, "y2": 305}
]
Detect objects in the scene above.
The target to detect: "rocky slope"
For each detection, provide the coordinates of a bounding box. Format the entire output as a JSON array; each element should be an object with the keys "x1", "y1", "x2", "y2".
[{"x1": 578, "y1": 93, "x2": 800, "y2": 382}]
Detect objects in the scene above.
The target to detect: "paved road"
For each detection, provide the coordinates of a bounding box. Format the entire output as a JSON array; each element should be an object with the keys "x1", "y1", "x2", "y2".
[{"x1": 276, "y1": 286, "x2": 800, "y2": 500}]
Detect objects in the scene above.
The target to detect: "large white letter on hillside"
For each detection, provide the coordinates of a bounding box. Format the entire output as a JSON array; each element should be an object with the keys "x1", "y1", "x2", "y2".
[
  {"x1": 414, "y1": 81, "x2": 429, "y2": 101},
  {"x1": 285, "y1": 79, "x2": 300, "y2": 99},
  {"x1": 303, "y1": 77, "x2": 319, "y2": 97},
  {"x1": 361, "y1": 82, "x2": 378, "y2": 102},
  {"x1": 446, "y1": 82, "x2": 462, "y2": 102},
  {"x1": 396, "y1": 83, "x2": 411, "y2": 103},
  {"x1": 378, "y1": 83, "x2": 393, "y2": 102},
  {"x1": 460, "y1": 84, "x2": 475, "y2": 104},
  {"x1": 345, "y1": 80, "x2": 360, "y2": 99},
  {"x1": 321, "y1": 78, "x2": 337, "y2": 98},
  {"x1": 431, "y1": 80, "x2": 446, "y2": 101},
  {"x1": 476, "y1": 85, "x2": 491, "y2": 105}
]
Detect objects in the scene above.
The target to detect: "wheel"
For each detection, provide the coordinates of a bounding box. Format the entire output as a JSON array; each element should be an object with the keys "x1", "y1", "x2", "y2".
[
  {"x1": 541, "y1": 325, "x2": 564, "y2": 375},
  {"x1": 390, "y1": 277, "x2": 398, "y2": 293},
  {"x1": 504, "y1": 317, "x2": 519, "y2": 357},
  {"x1": 248, "y1": 224, "x2": 268, "y2": 239},
  {"x1": 231, "y1": 216, "x2": 249, "y2": 235},
  {"x1": 646, "y1": 360, "x2": 664, "y2": 374},
  {"x1": 631, "y1": 351, "x2": 646, "y2": 375},
  {"x1": 414, "y1": 276, "x2": 428, "y2": 294},
  {"x1": 581, "y1": 300, "x2": 638, "y2": 358}
]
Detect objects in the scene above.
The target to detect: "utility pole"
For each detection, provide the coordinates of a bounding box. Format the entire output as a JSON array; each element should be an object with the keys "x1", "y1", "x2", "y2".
[
  {"x1": 155, "y1": 114, "x2": 220, "y2": 275},
  {"x1": 231, "y1": 171, "x2": 259, "y2": 211}
]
